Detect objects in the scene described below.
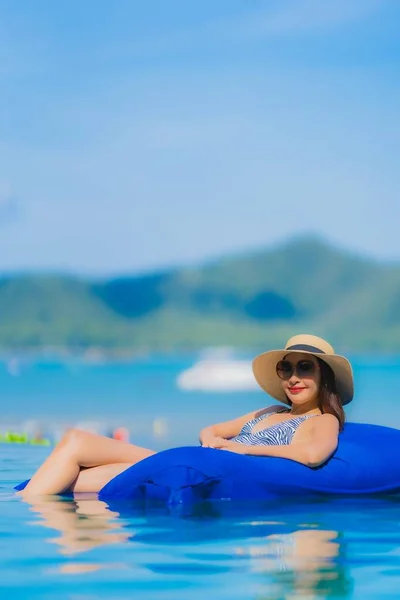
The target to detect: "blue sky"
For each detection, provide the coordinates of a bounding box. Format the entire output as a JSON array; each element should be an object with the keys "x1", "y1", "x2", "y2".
[{"x1": 1, "y1": 0, "x2": 399, "y2": 274}]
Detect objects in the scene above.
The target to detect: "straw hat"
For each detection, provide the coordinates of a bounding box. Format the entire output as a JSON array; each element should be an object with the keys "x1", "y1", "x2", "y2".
[{"x1": 252, "y1": 334, "x2": 354, "y2": 406}]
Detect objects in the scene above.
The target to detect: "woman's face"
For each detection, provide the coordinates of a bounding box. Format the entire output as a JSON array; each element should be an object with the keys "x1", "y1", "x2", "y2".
[{"x1": 276, "y1": 352, "x2": 321, "y2": 407}]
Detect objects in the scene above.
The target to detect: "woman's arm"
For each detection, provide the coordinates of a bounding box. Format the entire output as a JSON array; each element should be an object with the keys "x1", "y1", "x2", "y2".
[
  {"x1": 199, "y1": 405, "x2": 282, "y2": 447},
  {"x1": 218, "y1": 414, "x2": 339, "y2": 467}
]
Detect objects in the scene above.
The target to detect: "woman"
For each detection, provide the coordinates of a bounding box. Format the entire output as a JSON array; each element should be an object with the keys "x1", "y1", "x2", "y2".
[{"x1": 19, "y1": 334, "x2": 353, "y2": 496}]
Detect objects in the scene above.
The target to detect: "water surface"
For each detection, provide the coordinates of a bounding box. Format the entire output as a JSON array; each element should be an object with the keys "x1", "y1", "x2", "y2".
[{"x1": 1, "y1": 354, "x2": 400, "y2": 598}]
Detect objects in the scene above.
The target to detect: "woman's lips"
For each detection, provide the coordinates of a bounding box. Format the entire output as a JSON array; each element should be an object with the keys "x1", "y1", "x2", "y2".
[{"x1": 288, "y1": 387, "x2": 305, "y2": 394}]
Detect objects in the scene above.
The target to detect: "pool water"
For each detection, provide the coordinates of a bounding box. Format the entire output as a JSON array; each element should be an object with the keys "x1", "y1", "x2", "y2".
[
  {"x1": 2, "y1": 355, "x2": 400, "y2": 598},
  {"x1": 3, "y1": 451, "x2": 400, "y2": 598}
]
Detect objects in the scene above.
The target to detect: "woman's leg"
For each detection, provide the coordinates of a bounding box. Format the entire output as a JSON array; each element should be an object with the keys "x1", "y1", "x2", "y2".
[
  {"x1": 70, "y1": 463, "x2": 134, "y2": 493},
  {"x1": 20, "y1": 429, "x2": 156, "y2": 496}
]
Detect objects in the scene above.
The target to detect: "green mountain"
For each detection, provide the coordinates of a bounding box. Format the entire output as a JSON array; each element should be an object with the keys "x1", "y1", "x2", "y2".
[{"x1": 2, "y1": 236, "x2": 400, "y2": 352}]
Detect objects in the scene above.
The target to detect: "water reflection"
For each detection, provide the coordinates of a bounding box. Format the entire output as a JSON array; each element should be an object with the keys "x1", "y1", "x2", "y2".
[
  {"x1": 26, "y1": 496, "x2": 130, "y2": 556},
  {"x1": 20, "y1": 495, "x2": 400, "y2": 596},
  {"x1": 236, "y1": 528, "x2": 353, "y2": 599}
]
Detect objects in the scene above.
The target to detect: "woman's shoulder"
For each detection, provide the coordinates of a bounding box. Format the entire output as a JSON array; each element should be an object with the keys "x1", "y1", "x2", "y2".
[
  {"x1": 309, "y1": 413, "x2": 340, "y2": 432},
  {"x1": 319, "y1": 413, "x2": 340, "y2": 426}
]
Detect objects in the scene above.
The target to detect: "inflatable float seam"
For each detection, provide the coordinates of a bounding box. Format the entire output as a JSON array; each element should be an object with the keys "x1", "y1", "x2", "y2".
[{"x1": 140, "y1": 464, "x2": 223, "y2": 488}]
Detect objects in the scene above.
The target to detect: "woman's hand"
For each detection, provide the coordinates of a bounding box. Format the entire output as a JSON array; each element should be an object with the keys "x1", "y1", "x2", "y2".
[
  {"x1": 218, "y1": 440, "x2": 247, "y2": 454},
  {"x1": 201, "y1": 437, "x2": 247, "y2": 453},
  {"x1": 198, "y1": 408, "x2": 273, "y2": 450},
  {"x1": 201, "y1": 436, "x2": 227, "y2": 449}
]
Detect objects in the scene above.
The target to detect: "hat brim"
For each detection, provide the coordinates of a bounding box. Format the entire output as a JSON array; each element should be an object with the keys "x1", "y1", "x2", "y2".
[{"x1": 252, "y1": 349, "x2": 354, "y2": 406}]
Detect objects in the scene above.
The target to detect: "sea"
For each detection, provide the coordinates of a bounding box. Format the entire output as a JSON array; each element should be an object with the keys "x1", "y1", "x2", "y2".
[{"x1": 1, "y1": 351, "x2": 400, "y2": 599}]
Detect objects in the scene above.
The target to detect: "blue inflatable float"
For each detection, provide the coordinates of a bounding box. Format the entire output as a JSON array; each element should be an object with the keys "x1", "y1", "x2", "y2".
[{"x1": 15, "y1": 422, "x2": 400, "y2": 503}]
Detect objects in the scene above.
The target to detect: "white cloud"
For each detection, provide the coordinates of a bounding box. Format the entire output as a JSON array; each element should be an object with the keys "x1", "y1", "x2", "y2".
[
  {"x1": 120, "y1": 0, "x2": 385, "y2": 54},
  {"x1": 223, "y1": 0, "x2": 384, "y2": 38},
  {"x1": 69, "y1": 0, "x2": 386, "y2": 66},
  {"x1": 0, "y1": 0, "x2": 386, "y2": 82}
]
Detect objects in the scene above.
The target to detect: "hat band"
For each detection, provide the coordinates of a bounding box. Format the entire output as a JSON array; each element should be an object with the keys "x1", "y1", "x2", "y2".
[{"x1": 286, "y1": 344, "x2": 326, "y2": 354}]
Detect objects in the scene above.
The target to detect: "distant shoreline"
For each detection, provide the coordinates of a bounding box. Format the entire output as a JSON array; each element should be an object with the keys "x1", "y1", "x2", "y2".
[{"x1": 3, "y1": 237, "x2": 400, "y2": 353}]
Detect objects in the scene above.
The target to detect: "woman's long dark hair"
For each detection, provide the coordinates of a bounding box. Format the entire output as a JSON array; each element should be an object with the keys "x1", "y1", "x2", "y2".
[{"x1": 316, "y1": 358, "x2": 345, "y2": 431}]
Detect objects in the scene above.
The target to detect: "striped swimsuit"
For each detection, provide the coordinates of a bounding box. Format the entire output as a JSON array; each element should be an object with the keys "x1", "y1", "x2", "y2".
[{"x1": 230, "y1": 409, "x2": 317, "y2": 446}]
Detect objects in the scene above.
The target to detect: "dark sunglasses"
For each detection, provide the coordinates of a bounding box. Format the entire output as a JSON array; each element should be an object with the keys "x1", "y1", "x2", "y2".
[{"x1": 276, "y1": 359, "x2": 316, "y2": 380}]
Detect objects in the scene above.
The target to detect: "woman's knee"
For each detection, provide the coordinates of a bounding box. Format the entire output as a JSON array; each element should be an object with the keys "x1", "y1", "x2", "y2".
[{"x1": 59, "y1": 428, "x2": 91, "y2": 457}]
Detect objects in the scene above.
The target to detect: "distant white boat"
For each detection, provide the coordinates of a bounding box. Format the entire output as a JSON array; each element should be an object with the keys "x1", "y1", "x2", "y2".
[{"x1": 177, "y1": 358, "x2": 259, "y2": 392}]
